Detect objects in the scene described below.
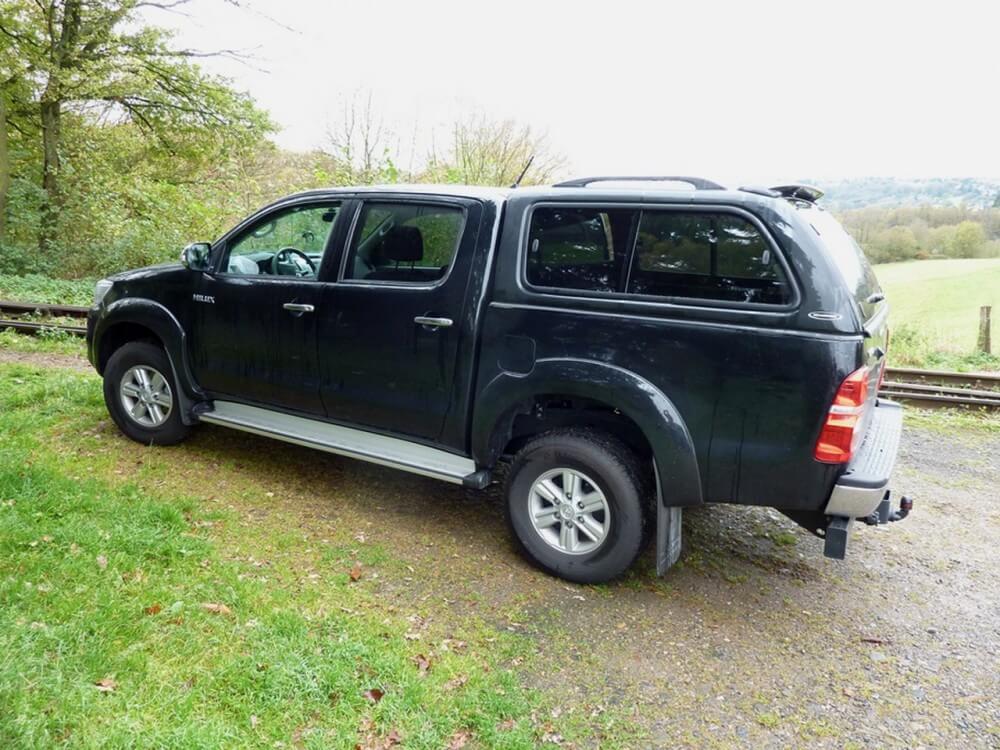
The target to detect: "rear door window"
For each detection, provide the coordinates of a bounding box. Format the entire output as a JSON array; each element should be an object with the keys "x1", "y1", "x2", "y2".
[
  {"x1": 342, "y1": 202, "x2": 465, "y2": 285},
  {"x1": 801, "y1": 206, "x2": 882, "y2": 320},
  {"x1": 526, "y1": 206, "x2": 638, "y2": 293},
  {"x1": 627, "y1": 211, "x2": 792, "y2": 305}
]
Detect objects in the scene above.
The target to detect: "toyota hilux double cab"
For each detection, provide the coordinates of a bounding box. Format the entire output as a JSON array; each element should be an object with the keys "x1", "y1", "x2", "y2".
[{"x1": 86, "y1": 176, "x2": 908, "y2": 583}]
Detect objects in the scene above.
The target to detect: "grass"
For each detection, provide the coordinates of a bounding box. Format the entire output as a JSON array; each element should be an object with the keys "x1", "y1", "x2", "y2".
[
  {"x1": 0, "y1": 328, "x2": 87, "y2": 357},
  {"x1": 875, "y1": 258, "x2": 1000, "y2": 371},
  {"x1": 0, "y1": 273, "x2": 96, "y2": 307},
  {"x1": 903, "y1": 405, "x2": 1000, "y2": 436},
  {"x1": 0, "y1": 364, "x2": 626, "y2": 749}
]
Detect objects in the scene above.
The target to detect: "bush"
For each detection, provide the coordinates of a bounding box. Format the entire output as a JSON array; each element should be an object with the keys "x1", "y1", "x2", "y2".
[{"x1": 888, "y1": 323, "x2": 933, "y2": 367}]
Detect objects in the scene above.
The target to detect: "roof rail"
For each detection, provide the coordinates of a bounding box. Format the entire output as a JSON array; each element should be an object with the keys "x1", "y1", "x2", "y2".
[{"x1": 553, "y1": 175, "x2": 726, "y2": 190}]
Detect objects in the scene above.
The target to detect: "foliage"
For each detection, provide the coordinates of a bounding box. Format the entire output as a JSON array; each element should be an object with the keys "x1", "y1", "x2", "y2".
[
  {"x1": 0, "y1": 0, "x2": 273, "y2": 268},
  {"x1": 838, "y1": 204, "x2": 1000, "y2": 264},
  {"x1": 423, "y1": 115, "x2": 565, "y2": 187},
  {"x1": 0, "y1": 271, "x2": 93, "y2": 304}
]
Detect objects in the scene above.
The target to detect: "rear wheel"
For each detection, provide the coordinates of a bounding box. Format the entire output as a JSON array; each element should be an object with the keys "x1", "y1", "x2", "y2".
[
  {"x1": 505, "y1": 429, "x2": 646, "y2": 583},
  {"x1": 103, "y1": 342, "x2": 191, "y2": 446}
]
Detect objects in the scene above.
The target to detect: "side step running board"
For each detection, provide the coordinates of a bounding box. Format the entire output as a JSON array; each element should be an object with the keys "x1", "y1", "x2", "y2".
[{"x1": 199, "y1": 401, "x2": 477, "y2": 485}]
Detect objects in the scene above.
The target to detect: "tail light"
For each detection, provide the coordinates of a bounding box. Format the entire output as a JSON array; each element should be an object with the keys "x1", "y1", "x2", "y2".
[{"x1": 814, "y1": 366, "x2": 870, "y2": 464}]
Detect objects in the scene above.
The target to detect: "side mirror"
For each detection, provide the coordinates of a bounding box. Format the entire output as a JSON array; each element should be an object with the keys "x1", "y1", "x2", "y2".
[{"x1": 181, "y1": 242, "x2": 212, "y2": 271}]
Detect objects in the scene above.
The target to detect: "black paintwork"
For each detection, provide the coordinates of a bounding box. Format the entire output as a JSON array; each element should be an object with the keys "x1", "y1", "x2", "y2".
[{"x1": 87, "y1": 183, "x2": 887, "y2": 514}]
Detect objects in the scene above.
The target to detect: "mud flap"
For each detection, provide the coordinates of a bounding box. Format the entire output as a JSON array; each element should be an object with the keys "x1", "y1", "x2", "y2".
[{"x1": 654, "y1": 461, "x2": 683, "y2": 576}]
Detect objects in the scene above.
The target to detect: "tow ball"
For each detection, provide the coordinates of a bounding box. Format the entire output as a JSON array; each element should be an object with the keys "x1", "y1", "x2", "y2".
[{"x1": 863, "y1": 493, "x2": 913, "y2": 526}]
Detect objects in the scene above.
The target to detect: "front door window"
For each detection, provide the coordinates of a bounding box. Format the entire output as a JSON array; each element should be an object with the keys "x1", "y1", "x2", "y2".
[{"x1": 224, "y1": 203, "x2": 341, "y2": 278}]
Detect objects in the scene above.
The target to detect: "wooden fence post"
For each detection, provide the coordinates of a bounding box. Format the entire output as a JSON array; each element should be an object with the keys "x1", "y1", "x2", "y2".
[{"x1": 978, "y1": 306, "x2": 992, "y2": 355}]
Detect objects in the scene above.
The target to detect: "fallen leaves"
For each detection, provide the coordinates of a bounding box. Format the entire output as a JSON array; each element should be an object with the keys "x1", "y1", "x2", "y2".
[
  {"x1": 93, "y1": 677, "x2": 117, "y2": 692},
  {"x1": 355, "y1": 718, "x2": 401, "y2": 749},
  {"x1": 447, "y1": 729, "x2": 472, "y2": 749},
  {"x1": 443, "y1": 674, "x2": 468, "y2": 691},
  {"x1": 201, "y1": 602, "x2": 232, "y2": 616},
  {"x1": 143, "y1": 603, "x2": 162, "y2": 616},
  {"x1": 349, "y1": 563, "x2": 363, "y2": 582},
  {"x1": 362, "y1": 687, "x2": 384, "y2": 703},
  {"x1": 412, "y1": 653, "x2": 431, "y2": 675},
  {"x1": 96, "y1": 554, "x2": 108, "y2": 570}
]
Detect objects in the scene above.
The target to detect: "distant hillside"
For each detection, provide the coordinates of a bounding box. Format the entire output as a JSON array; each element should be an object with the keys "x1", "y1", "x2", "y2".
[{"x1": 806, "y1": 178, "x2": 1000, "y2": 210}]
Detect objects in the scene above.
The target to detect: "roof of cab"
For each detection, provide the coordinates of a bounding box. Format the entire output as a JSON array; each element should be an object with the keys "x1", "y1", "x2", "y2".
[{"x1": 279, "y1": 179, "x2": 817, "y2": 213}]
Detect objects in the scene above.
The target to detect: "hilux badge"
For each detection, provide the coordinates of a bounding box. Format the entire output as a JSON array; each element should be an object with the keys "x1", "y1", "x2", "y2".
[{"x1": 193, "y1": 294, "x2": 215, "y2": 304}]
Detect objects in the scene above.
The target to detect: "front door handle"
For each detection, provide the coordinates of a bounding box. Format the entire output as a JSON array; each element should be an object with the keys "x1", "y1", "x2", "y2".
[
  {"x1": 283, "y1": 302, "x2": 315, "y2": 313},
  {"x1": 414, "y1": 316, "x2": 453, "y2": 328}
]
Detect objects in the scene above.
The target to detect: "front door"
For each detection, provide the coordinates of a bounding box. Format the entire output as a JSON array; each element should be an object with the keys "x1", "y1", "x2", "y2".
[
  {"x1": 317, "y1": 197, "x2": 482, "y2": 441},
  {"x1": 190, "y1": 200, "x2": 345, "y2": 414}
]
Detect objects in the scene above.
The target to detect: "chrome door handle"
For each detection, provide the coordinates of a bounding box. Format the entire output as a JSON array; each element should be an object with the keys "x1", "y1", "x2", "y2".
[
  {"x1": 282, "y1": 303, "x2": 315, "y2": 313},
  {"x1": 414, "y1": 316, "x2": 453, "y2": 328}
]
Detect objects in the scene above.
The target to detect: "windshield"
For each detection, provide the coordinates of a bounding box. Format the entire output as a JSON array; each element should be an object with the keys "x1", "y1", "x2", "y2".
[{"x1": 799, "y1": 205, "x2": 882, "y2": 320}]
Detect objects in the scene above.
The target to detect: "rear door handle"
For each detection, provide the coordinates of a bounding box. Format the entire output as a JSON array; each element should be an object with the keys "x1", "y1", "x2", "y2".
[
  {"x1": 414, "y1": 316, "x2": 453, "y2": 328},
  {"x1": 283, "y1": 303, "x2": 315, "y2": 313}
]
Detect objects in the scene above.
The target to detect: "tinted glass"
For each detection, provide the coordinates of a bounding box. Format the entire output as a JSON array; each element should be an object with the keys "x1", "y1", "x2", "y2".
[
  {"x1": 628, "y1": 211, "x2": 791, "y2": 304},
  {"x1": 802, "y1": 205, "x2": 882, "y2": 319},
  {"x1": 344, "y1": 202, "x2": 464, "y2": 284},
  {"x1": 526, "y1": 207, "x2": 637, "y2": 292},
  {"x1": 226, "y1": 204, "x2": 340, "y2": 278}
]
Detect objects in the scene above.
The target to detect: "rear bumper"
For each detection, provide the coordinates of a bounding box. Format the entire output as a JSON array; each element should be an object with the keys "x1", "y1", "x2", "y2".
[{"x1": 824, "y1": 399, "x2": 903, "y2": 518}]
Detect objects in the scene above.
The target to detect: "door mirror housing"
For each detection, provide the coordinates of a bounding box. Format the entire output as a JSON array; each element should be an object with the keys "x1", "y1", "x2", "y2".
[{"x1": 181, "y1": 242, "x2": 212, "y2": 271}]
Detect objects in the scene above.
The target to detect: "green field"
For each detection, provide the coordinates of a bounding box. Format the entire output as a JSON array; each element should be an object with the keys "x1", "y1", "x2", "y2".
[{"x1": 873, "y1": 258, "x2": 1000, "y2": 371}]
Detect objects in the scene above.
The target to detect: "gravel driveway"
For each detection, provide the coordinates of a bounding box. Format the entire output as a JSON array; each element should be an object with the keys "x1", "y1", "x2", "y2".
[{"x1": 199, "y1": 416, "x2": 998, "y2": 748}]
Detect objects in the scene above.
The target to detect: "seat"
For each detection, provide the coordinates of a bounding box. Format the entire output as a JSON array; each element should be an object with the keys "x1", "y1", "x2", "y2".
[
  {"x1": 365, "y1": 226, "x2": 428, "y2": 282},
  {"x1": 227, "y1": 255, "x2": 260, "y2": 275}
]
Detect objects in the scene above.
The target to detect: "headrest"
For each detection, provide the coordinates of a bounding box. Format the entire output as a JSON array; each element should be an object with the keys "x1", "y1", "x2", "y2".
[{"x1": 382, "y1": 226, "x2": 423, "y2": 262}]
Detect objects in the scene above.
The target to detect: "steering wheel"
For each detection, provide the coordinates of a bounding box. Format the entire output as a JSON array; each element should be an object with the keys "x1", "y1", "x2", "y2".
[{"x1": 273, "y1": 246, "x2": 316, "y2": 277}]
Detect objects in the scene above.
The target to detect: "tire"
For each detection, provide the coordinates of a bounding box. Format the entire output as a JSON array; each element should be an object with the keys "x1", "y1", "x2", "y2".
[
  {"x1": 103, "y1": 341, "x2": 192, "y2": 446},
  {"x1": 505, "y1": 429, "x2": 647, "y2": 584}
]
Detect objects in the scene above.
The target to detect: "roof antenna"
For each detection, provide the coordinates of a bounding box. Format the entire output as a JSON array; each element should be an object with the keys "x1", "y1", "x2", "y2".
[{"x1": 510, "y1": 155, "x2": 535, "y2": 188}]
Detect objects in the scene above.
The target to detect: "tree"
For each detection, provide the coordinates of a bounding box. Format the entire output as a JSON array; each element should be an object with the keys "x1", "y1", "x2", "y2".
[
  {"x1": 425, "y1": 115, "x2": 565, "y2": 186},
  {"x1": 951, "y1": 220, "x2": 986, "y2": 258},
  {"x1": 324, "y1": 91, "x2": 399, "y2": 185},
  {"x1": 993, "y1": 193, "x2": 1000, "y2": 209},
  {"x1": 0, "y1": 0, "x2": 271, "y2": 251},
  {"x1": 869, "y1": 225, "x2": 918, "y2": 262},
  {"x1": 0, "y1": 93, "x2": 8, "y2": 238}
]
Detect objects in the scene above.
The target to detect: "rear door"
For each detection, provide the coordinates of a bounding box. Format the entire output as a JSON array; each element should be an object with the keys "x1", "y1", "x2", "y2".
[{"x1": 317, "y1": 196, "x2": 483, "y2": 442}]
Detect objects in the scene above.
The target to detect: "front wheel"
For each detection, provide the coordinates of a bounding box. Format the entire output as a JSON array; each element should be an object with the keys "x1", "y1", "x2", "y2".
[
  {"x1": 505, "y1": 430, "x2": 647, "y2": 583},
  {"x1": 103, "y1": 341, "x2": 192, "y2": 446}
]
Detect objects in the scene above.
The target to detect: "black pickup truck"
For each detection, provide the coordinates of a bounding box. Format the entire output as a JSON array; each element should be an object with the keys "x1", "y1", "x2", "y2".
[{"x1": 87, "y1": 176, "x2": 908, "y2": 583}]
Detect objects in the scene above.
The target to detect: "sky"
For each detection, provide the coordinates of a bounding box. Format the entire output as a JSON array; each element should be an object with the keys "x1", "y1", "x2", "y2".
[{"x1": 145, "y1": 0, "x2": 1000, "y2": 184}]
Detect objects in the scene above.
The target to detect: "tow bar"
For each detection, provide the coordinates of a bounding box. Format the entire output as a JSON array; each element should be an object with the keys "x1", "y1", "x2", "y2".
[
  {"x1": 824, "y1": 492, "x2": 913, "y2": 560},
  {"x1": 863, "y1": 493, "x2": 913, "y2": 525}
]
